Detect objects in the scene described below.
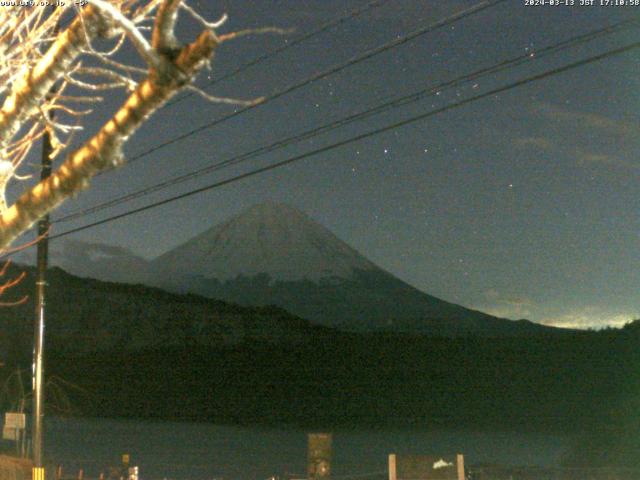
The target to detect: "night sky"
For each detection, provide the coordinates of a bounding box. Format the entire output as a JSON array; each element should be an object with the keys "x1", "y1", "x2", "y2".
[{"x1": 12, "y1": 1, "x2": 640, "y2": 329}]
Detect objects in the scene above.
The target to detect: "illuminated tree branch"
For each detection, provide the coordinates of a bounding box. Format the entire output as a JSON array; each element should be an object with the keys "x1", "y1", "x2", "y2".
[{"x1": 0, "y1": 1, "x2": 239, "y2": 250}]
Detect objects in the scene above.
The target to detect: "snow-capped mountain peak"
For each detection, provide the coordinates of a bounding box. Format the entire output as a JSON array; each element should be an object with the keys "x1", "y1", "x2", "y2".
[{"x1": 152, "y1": 202, "x2": 376, "y2": 282}]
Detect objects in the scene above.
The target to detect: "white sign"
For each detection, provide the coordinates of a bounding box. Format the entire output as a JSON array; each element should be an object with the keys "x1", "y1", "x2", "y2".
[
  {"x1": 5, "y1": 412, "x2": 26, "y2": 429},
  {"x1": 2, "y1": 425, "x2": 16, "y2": 441}
]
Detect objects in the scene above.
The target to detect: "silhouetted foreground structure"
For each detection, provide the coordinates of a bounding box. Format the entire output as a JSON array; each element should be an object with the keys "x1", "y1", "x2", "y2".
[
  {"x1": 389, "y1": 454, "x2": 464, "y2": 480},
  {"x1": 466, "y1": 464, "x2": 640, "y2": 479}
]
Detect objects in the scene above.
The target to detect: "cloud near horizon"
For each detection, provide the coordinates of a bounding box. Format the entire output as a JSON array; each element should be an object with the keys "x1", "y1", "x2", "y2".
[
  {"x1": 512, "y1": 136, "x2": 554, "y2": 151},
  {"x1": 473, "y1": 289, "x2": 535, "y2": 320},
  {"x1": 475, "y1": 290, "x2": 638, "y2": 330},
  {"x1": 540, "y1": 307, "x2": 639, "y2": 330},
  {"x1": 576, "y1": 151, "x2": 639, "y2": 171},
  {"x1": 532, "y1": 102, "x2": 640, "y2": 140},
  {"x1": 512, "y1": 102, "x2": 640, "y2": 172}
]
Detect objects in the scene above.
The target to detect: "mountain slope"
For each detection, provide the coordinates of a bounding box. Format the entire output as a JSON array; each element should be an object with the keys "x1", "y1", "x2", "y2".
[
  {"x1": 148, "y1": 203, "x2": 560, "y2": 336},
  {"x1": 0, "y1": 265, "x2": 330, "y2": 364}
]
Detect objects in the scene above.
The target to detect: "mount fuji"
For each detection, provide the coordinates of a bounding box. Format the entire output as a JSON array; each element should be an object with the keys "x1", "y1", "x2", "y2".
[
  {"x1": 152, "y1": 202, "x2": 377, "y2": 282},
  {"x1": 146, "y1": 202, "x2": 554, "y2": 335}
]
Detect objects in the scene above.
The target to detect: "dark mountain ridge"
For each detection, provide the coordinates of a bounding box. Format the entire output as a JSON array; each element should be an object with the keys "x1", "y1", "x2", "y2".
[
  {"x1": 0, "y1": 263, "x2": 637, "y2": 468},
  {"x1": 49, "y1": 320, "x2": 640, "y2": 435},
  {"x1": 0, "y1": 264, "x2": 332, "y2": 364}
]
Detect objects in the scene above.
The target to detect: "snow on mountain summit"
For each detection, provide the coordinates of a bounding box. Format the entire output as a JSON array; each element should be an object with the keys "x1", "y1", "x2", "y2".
[{"x1": 152, "y1": 202, "x2": 376, "y2": 282}]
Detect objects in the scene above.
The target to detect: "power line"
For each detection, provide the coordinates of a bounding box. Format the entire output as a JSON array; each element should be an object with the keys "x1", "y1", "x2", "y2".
[
  {"x1": 121, "y1": 0, "x2": 507, "y2": 169},
  {"x1": 49, "y1": 40, "x2": 640, "y2": 241},
  {"x1": 54, "y1": 19, "x2": 638, "y2": 224},
  {"x1": 57, "y1": 19, "x2": 633, "y2": 222},
  {"x1": 164, "y1": 0, "x2": 391, "y2": 109}
]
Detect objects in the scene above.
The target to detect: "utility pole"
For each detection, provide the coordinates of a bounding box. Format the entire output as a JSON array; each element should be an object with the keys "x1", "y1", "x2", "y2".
[
  {"x1": 33, "y1": 9, "x2": 59, "y2": 475},
  {"x1": 33, "y1": 101, "x2": 54, "y2": 480}
]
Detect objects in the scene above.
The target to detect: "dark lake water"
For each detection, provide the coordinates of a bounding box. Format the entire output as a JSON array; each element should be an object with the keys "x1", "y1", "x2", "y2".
[{"x1": 44, "y1": 417, "x2": 575, "y2": 480}]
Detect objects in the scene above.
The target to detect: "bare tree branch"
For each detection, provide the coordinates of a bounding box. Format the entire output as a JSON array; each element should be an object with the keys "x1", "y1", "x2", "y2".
[
  {"x1": 0, "y1": 1, "x2": 261, "y2": 252},
  {"x1": 0, "y1": 5, "x2": 105, "y2": 152},
  {"x1": 0, "y1": 17, "x2": 219, "y2": 249},
  {"x1": 90, "y1": 0, "x2": 161, "y2": 68}
]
